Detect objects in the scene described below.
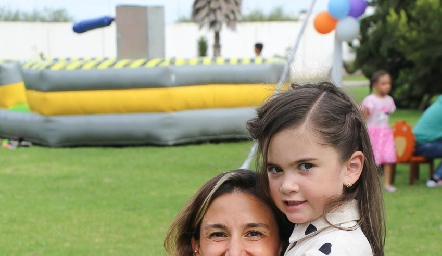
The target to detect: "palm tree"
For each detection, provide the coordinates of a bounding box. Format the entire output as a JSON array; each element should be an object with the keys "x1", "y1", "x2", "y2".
[{"x1": 192, "y1": 0, "x2": 242, "y2": 57}]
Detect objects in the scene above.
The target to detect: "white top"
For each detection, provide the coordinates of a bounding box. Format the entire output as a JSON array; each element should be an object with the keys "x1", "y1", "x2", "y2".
[
  {"x1": 284, "y1": 200, "x2": 373, "y2": 256},
  {"x1": 361, "y1": 94, "x2": 396, "y2": 127}
]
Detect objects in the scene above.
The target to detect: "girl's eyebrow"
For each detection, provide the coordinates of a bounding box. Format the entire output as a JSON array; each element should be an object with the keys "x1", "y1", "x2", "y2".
[{"x1": 267, "y1": 158, "x2": 318, "y2": 166}]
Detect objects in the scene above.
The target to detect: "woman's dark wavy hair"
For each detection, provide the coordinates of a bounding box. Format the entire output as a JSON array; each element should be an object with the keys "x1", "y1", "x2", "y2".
[
  {"x1": 246, "y1": 82, "x2": 386, "y2": 256},
  {"x1": 164, "y1": 169, "x2": 293, "y2": 256}
]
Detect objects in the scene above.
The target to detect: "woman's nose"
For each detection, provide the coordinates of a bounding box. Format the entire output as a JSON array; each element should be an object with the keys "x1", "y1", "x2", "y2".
[{"x1": 225, "y1": 239, "x2": 246, "y2": 256}]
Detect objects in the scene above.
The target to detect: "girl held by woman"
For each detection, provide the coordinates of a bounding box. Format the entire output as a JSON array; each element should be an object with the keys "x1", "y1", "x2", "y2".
[{"x1": 247, "y1": 82, "x2": 386, "y2": 256}]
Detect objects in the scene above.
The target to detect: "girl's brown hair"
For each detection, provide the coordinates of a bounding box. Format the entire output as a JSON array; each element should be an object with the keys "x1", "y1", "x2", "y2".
[{"x1": 247, "y1": 82, "x2": 385, "y2": 256}]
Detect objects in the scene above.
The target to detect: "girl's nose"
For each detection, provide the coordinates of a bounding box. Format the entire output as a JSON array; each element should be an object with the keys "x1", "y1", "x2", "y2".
[{"x1": 279, "y1": 173, "x2": 299, "y2": 194}]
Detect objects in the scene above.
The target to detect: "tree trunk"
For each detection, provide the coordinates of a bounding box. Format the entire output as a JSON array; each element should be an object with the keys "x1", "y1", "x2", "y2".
[{"x1": 213, "y1": 31, "x2": 221, "y2": 57}]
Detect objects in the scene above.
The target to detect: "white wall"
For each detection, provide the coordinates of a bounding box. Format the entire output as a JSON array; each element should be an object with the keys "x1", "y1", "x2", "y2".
[
  {"x1": 0, "y1": 20, "x2": 354, "y2": 81},
  {"x1": 0, "y1": 22, "x2": 116, "y2": 59}
]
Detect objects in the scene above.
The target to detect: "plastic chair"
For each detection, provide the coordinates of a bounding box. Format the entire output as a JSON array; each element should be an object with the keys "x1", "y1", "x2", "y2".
[{"x1": 392, "y1": 120, "x2": 434, "y2": 185}]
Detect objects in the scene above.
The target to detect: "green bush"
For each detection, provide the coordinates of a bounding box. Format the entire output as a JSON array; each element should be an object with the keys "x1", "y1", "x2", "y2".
[{"x1": 197, "y1": 36, "x2": 208, "y2": 57}]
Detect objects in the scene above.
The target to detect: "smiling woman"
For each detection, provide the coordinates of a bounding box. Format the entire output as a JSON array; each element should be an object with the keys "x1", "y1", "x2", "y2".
[{"x1": 163, "y1": 169, "x2": 293, "y2": 256}]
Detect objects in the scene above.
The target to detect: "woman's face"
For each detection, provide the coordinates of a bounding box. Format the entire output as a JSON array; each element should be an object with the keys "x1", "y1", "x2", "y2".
[{"x1": 192, "y1": 191, "x2": 282, "y2": 256}]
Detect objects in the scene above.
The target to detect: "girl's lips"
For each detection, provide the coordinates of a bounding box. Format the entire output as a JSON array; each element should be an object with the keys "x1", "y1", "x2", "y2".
[{"x1": 284, "y1": 200, "x2": 306, "y2": 206}]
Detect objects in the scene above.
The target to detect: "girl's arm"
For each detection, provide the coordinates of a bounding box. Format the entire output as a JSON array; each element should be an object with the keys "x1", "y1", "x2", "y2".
[{"x1": 359, "y1": 103, "x2": 369, "y2": 119}]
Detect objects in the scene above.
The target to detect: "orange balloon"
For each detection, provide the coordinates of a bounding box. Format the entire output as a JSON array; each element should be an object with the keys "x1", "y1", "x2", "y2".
[{"x1": 314, "y1": 11, "x2": 338, "y2": 34}]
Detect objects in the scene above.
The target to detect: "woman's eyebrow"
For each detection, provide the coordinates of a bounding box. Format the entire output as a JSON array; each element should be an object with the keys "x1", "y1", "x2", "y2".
[
  {"x1": 204, "y1": 223, "x2": 226, "y2": 229},
  {"x1": 244, "y1": 223, "x2": 270, "y2": 229}
]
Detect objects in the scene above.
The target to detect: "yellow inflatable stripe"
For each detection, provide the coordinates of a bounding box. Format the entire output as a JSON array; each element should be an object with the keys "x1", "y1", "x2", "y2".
[
  {"x1": 97, "y1": 59, "x2": 115, "y2": 69},
  {"x1": 188, "y1": 58, "x2": 199, "y2": 65},
  {"x1": 0, "y1": 82, "x2": 28, "y2": 108},
  {"x1": 66, "y1": 61, "x2": 85, "y2": 70},
  {"x1": 159, "y1": 59, "x2": 171, "y2": 67},
  {"x1": 51, "y1": 61, "x2": 67, "y2": 71},
  {"x1": 242, "y1": 58, "x2": 251, "y2": 65},
  {"x1": 26, "y1": 84, "x2": 280, "y2": 116},
  {"x1": 174, "y1": 58, "x2": 187, "y2": 66},
  {"x1": 216, "y1": 57, "x2": 225, "y2": 65},
  {"x1": 145, "y1": 58, "x2": 162, "y2": 67},
  {"x1": 229, "y1": 58, "x2": 238, "y2": 65},
  {"x1": 30, "y1": 62, "x2": 43, "y2": 70},
  {"x1": 22, "y1": 62, "x2": 35, "y2": 69},
  {"x1": 20, "y1": 57, "x2": 282, "y2": 70},
  {"x1": 81, "y1": 60, "x2": 101, "y2": 70},
  {"x1": 202, "y1": 57, "x2": 212, "y2": 65},
  {"x1": 128, "y1": 59, "x2": 147, "y2": 68},
  {"x1": 114, "y1": 59, "x2": 131, "y2": 69}
]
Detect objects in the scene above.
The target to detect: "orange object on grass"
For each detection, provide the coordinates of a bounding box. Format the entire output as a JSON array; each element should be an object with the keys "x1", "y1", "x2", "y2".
[{"x1": 392, "y1": 120, "x2": 434, "y2": 185}]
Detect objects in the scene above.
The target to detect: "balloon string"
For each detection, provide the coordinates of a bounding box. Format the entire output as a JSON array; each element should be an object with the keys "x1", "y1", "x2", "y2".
[{"x1": 241, "y1": 0, "x2": 318, "y2": 170}]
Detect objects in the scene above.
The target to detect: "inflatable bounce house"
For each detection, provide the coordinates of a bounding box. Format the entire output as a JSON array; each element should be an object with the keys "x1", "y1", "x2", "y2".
[
  {"x1": 0, "y1": 57, "x2": 285, "y2": 147},
  {"x1": 0, "y1": 0, "x2": 368, "y2": 148}
]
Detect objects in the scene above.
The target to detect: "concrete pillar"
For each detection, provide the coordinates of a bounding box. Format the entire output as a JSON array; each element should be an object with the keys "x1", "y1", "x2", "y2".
[{"x1": 116, "y1": 5, "x2": 165, "y2": 59}]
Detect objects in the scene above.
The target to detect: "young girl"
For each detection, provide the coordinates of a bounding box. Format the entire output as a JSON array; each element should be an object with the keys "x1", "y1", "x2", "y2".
[
  {"x1": 247, "y1": 82, "x2": 385, "y2": 256},
  {"x1": 361, "y1": 70, "x2": 397, "y2": 192}
]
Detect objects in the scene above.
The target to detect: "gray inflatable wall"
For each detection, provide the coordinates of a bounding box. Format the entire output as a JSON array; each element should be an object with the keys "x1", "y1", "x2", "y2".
[{"x1": 0, "y1": 57, "x2": 284, "y2": 147}]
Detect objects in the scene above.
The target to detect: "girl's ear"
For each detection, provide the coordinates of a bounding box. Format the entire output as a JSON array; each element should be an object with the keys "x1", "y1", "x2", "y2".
[
  {"x1": 191, "y1": 237, "x2": 200, "y2": 256},
  {"x1": 344, "y1": 151, "x2": 364, "y2": 186}
]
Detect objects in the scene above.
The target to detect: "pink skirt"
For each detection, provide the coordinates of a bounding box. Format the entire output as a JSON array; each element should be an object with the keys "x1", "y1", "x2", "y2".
[{"x1": 367, "y1": 126, "x2": 397, "y2": 166}]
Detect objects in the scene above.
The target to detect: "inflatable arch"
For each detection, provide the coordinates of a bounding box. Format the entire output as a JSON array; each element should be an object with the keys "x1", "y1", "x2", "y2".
[{"x1": 0, "y1": 57, "x2": 286, "y2": 147}]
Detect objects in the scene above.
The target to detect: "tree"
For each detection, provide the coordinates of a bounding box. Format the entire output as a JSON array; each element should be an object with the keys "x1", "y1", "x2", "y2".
[
  {"x1": 353, "y1": 0, "x2": 442, "y2": 109},
  {"x1": 242, "y1": 7, "x2": 298, "y2": 22},
  {"x1": 192, "y1": 0, "x2": 242, "y2": 57},
  {"x1": 0, "y1": 6, "x2": 73, "y2": 22}
]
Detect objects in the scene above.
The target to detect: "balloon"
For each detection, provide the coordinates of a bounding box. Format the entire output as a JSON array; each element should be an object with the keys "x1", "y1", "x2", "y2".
[
  {"x1": 336, "y1": 17, "x2": 360, "y2": 41},
  {"x1": 313, "y1": 11, "x2": 338, "y2": 34},
  {"x1": 328, "y1": 0, "x2": 350, "y2": 19},
  {"x1": 73, "y1": 16, "x2": 115, "y2": 33},
  {"x1": 348, "y1": 0, "x2": 367, "y2": 18}
]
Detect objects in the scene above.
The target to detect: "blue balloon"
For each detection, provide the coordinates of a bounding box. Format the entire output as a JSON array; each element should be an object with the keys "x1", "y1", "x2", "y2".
[
  {"x1": 328, "y1": 0, "x2": 351, "y2": 19},
  {"x1": 73, "y1": 16, "x2": 115, "y2": 34}
]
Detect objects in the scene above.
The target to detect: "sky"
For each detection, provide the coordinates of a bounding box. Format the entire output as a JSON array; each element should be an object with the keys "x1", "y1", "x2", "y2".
[{"x1": 0, "y1": 0, "x2": 330, "y2": 23}]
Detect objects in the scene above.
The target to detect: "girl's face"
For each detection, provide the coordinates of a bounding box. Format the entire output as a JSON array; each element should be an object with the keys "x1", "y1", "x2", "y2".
[
  {"x1": 373, "y1": 74, "x2": 391, "y2": 96},
  {"x1": 192, "y1": 192, "x2": 282, "y2": 256},
  {"x1": 266, "y1": 127, "x2": 350, "y2": 224}
]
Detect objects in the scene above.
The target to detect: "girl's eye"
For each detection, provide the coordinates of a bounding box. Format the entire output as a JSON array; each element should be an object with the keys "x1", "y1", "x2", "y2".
[
  {"x1": 267, "y1": 166, "x2": 283, "y2": 173},
  {"x1": 299, "y1": 163, "x2": 314, "y2": 171}
]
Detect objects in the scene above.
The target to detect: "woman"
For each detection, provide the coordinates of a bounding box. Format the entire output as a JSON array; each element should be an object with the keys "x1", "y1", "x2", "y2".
[{"x1": 164, "y1": 169, "x2": 292, "y2": 256}]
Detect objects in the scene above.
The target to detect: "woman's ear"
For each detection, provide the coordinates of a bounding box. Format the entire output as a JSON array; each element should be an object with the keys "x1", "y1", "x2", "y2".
[
  {"x1": 191, "y1": 237, "x2": 200, "y2": 256},
  {"x1": 344, "y1": 151, "x2": 364, "y2": 186}
]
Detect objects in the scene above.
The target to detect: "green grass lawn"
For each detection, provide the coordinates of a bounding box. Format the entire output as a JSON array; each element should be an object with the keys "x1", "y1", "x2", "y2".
[
  {"x1": 0, "y1": 87, "x2": 440, "y2": 255},
  {"x1": 1, "y1": 138, "x2": 440, "y2": 255},
  {"x1": 343, "y1": 75, "x2": 369, "y2": 82}
]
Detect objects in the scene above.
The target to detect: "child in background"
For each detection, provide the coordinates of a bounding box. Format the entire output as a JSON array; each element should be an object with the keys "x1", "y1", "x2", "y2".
[
  {"x1": 247, "y1": 82, "x2": 385, "y2": 256},
  {"x1": 361, "y1": 70, "x2": 397, "y2": 192},
  {"x1": 254, "y1": 42, "x2": 263, "y2": 57}
]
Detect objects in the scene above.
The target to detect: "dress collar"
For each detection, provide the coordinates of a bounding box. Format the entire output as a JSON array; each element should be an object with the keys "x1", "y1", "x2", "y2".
[{"x1": 288, "y1": 199, "x2": 360, "y2": 244}]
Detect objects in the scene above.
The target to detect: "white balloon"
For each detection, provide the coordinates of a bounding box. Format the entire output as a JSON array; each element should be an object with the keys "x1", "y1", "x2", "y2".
[{"x1": 336, "y1": 17, "x2": 360, "y2": 42}]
